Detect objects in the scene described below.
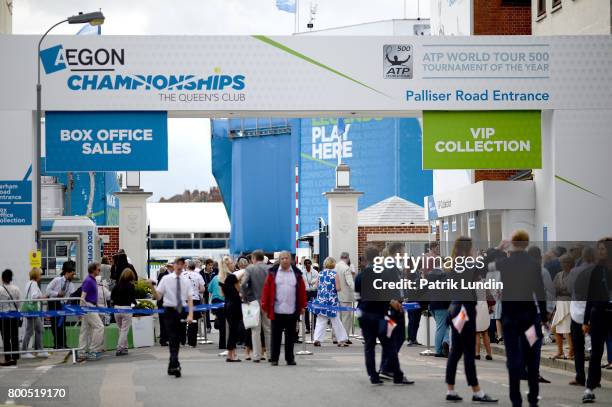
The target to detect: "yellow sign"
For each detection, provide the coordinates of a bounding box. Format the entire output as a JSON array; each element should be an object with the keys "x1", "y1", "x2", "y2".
[{"x1": 29, "y1": 250, "x2": 42, "y2": 268}]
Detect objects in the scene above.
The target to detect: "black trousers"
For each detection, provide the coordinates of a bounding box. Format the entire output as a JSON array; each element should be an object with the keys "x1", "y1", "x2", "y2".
[
  {"x1": 381, "y1": 312, "x2": 405, "y2": 374},
  {"x1": 158, "y1": 300, "x2": 168, "y2": 345},
  {"x1": 163, "y1": 308, "x2": 186, "y2": 369},
  {"x1": 587, "y1": 308, "x2": 612, "y2": 390},
  {"x1": 186, "y1": 300, "x2": 201, "y2": 347},
  {"x1": 48, "y1": 301, "x2": 66, "y2": 349},
  {"x1": 360, "y1": 312, "x2": 402, "y2": 381},
  {"x1": 446, "y1": 318, "x2": 478, "y2": 387},
  {"x1": 270, "y1": 313, "x2": 297, "y2": 363},
  {"x1": 407, "y1": 309, "x2": 421, "y2": 342},
  {"x1": 570, "y1": 319, "x2": 586, "y2": 385},
  {"x1": 202, "y1": 293, "x2": 211, "y2": 329},
  {"x1": 0, "y1": 318, "x2": 20, "y2": 362},
  {"x1": 304, "y1": 291, "x2": 317, "y2": 332},
  {"x1": 212, "y1": 298, "x2": 226, "y2": 350},
  {"x1": 502, "y1": 316, "x2": 541, "y2": 407}
]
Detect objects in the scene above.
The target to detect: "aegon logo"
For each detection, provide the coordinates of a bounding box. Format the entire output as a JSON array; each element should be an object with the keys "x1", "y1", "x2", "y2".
[
  {"x1": 40, "y1": 43, "x2": 247, "y2": 92},
  {"x1": 40, "y1": 44, "x2": 125, "y2": 75}
]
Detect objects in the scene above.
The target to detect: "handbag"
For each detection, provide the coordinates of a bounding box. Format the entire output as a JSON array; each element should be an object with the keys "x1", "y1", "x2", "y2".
[
  {"x1": 20, "y1": 282, "x2": 40, "y2": 313},
  {"x1": 241, "y1": 300, "x2": 260, "y2": 329}
]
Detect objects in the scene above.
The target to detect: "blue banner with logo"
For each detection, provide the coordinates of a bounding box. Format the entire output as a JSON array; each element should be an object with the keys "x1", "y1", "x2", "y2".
[{"x1": 45, "y1": 111, "x2": 168, "y2": 172}]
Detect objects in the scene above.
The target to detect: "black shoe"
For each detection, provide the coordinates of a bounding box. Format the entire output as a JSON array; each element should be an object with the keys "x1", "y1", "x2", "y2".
[
  {"x1": 582, "y1": 392, "x2": 595, "y2": 403},
  {"x1": 475, "y1": 355, "x2": 481, "y2": 360},
  {"x1": 538, "y1": 375, "x2": 551, "y2": 384},
  {"x1": 0, "y1": 360, "x2": 16, "y2": 367},
  {"x1": 442, "y1": 342, "x2": 450, "y2": 357},
  {"x1": 485, "y1": 355, "x2": 493, "y2": 361},
  {"x1": 167, "y1": 367, "x2": 181, "y2": 377},
  {"x1": 287, "y1": 360, "x2": 297, "y2": 366},
  {"x1": 472, "y1": 394, "x2": 498, "y2": 403},
  {"x1": 346, "y1": 340, "x2": 353, "y2": 345},
  {"x1": 446, "y1": 394, "x2": 463, "y2": 402},
  {"x1": 379, "y1": 371, "x2": 394, "y2": 381},
  {"x1": 160, "y1": 342, "x2": 168, "y2": 347},
  {"x1": 393, "y1": 377, "x2": 415, "y2": 385},
  {"x1": 270, "y1": 361, "x2": 278, "y2": 366},
  {"x1": 370, "y1": 377, "x2": 384, "y2": 386}
]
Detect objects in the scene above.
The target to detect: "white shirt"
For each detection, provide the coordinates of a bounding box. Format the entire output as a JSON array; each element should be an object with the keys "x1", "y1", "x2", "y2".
[
  {"x1": 233, "y1": 269, "x2": 246, "y2": 281},
  {"x1": 157, "y1": 272, "x2": 193, "y2": 308},
  {"x1": 274, "y1": 268, "x2": 297, "y2": 314},
  {"x1": 0, "y1": 283, "x2": 21, "y2": 312},
  {"x1": 302, "y1": 267, "x2": 319, "y2": 292},
  {"x1": 185, "y1": 270, "x2": 205, "y2": 301},
  {"x1": 45, "y1": 276, "x2": 75, "y2": 299}
]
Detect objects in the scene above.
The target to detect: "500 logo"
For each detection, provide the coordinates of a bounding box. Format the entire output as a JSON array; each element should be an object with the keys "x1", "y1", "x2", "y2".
[
  {"x1": 39, "y1": 44, "x2": 246, "y2": 92},
  {"x1": 383, "y1": 44, "x2": 413, "y2": 79}
]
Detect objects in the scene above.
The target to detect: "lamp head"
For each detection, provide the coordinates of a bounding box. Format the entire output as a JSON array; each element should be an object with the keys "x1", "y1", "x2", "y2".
[{"x1": 68, "y1": 11, "x2": 105, "y2": 26}]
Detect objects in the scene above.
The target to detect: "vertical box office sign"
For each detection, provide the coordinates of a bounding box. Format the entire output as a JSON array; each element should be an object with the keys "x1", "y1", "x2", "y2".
[
  {"x1": 422, "y1": 111, "x2": 541, "y2": 169},
  {"x1": 45, "y1": 111, "x2": 168, "y2": 172}
]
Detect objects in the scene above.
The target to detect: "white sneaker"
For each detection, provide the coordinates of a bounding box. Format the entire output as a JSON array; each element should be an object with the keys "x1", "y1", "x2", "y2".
[
  {"x1": 22, "y1": 353, "x2": 35, "y2": 359},
  {"x1": 36, "y1": 352, "x2": 50, "y2": 358},
  {"x1": 218, "y1": 350, "x2": 228, "y2": 357}
]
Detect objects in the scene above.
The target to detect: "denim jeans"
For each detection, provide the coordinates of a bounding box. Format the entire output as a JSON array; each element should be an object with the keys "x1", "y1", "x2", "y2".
[{"x1": 431, "y1": 309, "x2": 450, "y2": 354}]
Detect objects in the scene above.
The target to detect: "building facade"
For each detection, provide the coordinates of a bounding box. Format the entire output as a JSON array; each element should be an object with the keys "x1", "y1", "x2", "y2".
[
  {"x1": 0, "y1": 0, "x2": 11, "y2": 34},
  {"x1": 533, "y1": 0, "x2": 611, "y2": 35}
]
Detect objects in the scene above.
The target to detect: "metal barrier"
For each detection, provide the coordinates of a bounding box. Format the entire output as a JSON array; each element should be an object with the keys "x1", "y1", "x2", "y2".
[{"x1": 0, "y1": 297, "x2": 84, "y2": 364}]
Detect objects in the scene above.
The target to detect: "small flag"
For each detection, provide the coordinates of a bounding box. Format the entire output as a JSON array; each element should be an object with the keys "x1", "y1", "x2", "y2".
[
  {"x1": 276, "y1": 0, "x2": 296, "y2": 13},
  {"x1": 385, "y1": 316, "x2": 397, "y2": 338},
  {"x1": 452, "y1": 305, "x2": 469, "y2": 333},
  {"x1": 524, "y1": 324, "x2": 538, "y2": 347},
  {"x1": 77, "y1": 24, "x2": 101, "y2": 35}
]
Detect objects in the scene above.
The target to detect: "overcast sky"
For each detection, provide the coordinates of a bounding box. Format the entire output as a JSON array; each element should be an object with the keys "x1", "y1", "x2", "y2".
[{"x1": 13, "y1": 0, "x2": 429, "y2": 201}]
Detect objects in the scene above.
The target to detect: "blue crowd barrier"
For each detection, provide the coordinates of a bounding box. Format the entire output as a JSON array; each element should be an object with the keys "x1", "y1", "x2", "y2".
[
  {"x1": 307, "y1": 301, "x2": 420, "y2": 313},
  {"x1": 0, "y1": 302, "x2": 226, "y2": 319}
]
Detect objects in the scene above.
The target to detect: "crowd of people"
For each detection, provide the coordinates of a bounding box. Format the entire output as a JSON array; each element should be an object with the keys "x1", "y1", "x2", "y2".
[{"x1": 0, "y1": 233, "x2": 611, "y2": 406}]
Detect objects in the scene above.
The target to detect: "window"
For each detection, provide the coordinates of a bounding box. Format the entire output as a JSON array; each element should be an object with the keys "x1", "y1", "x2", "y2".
[
  {"x1": 151, "y1": 239, "x2": 174, "y2": 250},
  {"x1": 537, "y1": 0, "x2": 546, "y2": 17},
  {"x1": 41, "y1": 237, "x2": 79, "y2": 279},
  {"x1": 552, "y1": 0, "x2": 562, "y2": 10}
]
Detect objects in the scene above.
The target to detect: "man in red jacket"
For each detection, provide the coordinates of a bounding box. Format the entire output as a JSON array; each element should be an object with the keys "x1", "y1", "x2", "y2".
[{"x1": 261, "y1": 251, "x2": 307, "y2": 366}]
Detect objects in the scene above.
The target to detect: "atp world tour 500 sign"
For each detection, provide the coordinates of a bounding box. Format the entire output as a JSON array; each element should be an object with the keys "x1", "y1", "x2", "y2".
[{"x1": 1, "y1": 35, "x2": 611, "y2": 112}]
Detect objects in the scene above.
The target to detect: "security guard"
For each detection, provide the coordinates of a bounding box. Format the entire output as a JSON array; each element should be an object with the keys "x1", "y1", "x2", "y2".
[{"x1": 150, "y1": 258, "x2": 193, "y2": 377}]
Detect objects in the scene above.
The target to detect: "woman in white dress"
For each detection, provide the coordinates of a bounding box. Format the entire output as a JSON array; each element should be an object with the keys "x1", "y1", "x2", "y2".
[
  {"x1": 475, "y1": 287, "x2": 492, "y2": 360},
  {"x1": 551, "y1": 254, "x2": 574, "y2": 359}
]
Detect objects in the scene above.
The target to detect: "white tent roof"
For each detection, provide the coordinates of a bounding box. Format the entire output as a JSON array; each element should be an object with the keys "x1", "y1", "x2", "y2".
[
  {"x1": 147, "y1": 202, "x2": 230, "y2": 234},
  {"x1": 358, "y1": 196, "x2": 427, "y2": 227}
]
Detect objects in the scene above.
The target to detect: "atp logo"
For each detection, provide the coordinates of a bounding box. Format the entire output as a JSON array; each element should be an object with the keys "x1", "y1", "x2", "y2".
[
  {"x1": 383, "y1": 44, "x2": 413, "y2": 79},
  {"x1": 39, "y1": 44, "x2": 66, "y2": 74}
]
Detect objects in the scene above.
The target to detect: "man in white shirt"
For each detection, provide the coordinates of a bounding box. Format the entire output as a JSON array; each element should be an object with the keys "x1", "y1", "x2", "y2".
[
  {"x1": 185, "y1": 261, "x2": 205, "y2": 347},
  {"x1": 150, "y1": 257, "x2": 193, "y2": 377},
  {"x1": 45, "y1": 261, "x2": 77, "y2": 349},
  {"x1": 301, "y1": 259, "x2": 318, "y2": 334},
  {"x1": 260, "y1": 251, "x2": 307, "y2": 366},
  {"x1": 336, "y1": 252, "x2": 355, "y2": 339}
]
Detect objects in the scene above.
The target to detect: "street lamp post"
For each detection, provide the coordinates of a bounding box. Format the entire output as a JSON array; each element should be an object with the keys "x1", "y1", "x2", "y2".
[{"x1": 35, "y1": 11, "x2": 105, "y2": 249}]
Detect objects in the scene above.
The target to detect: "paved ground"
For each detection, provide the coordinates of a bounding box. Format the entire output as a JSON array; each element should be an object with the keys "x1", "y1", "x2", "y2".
[{"x1": 1, "y1": 333, "x2": 611, "y2": 407}]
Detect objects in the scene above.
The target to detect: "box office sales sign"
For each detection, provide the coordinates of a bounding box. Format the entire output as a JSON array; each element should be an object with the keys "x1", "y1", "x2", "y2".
[
  {"x1": 422, "y1": 111, "x2": 541, "y2": 170},
  {"x1": 45, "y1": 111, "x2": 168, "y2": 172}
]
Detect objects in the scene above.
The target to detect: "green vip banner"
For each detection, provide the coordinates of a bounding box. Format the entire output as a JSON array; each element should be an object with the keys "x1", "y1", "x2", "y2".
[{"x1": 423, "y1": 111, "x2": 541, "y2": 169}]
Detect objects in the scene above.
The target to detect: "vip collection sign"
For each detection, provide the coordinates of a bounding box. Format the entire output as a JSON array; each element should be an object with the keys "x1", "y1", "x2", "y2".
[
  {"x1": 1, "y1": 35, "x2": 611, "y2": 112},
  {"x1": 422, "y1": 111, "x2": 541, "y2": 169},
  {"x1": 45, "y1": 111, "x2": 168, "y2": 172}
]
